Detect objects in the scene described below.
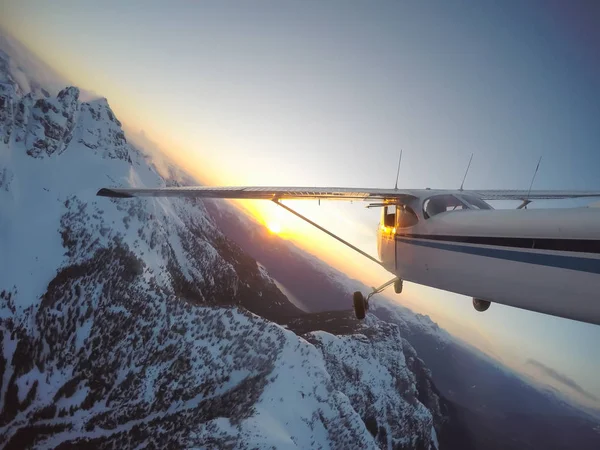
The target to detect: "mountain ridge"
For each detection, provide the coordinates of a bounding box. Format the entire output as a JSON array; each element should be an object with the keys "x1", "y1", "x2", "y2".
[{"x1": 0, "y1": 48, "x2": 448, "y2": 448}]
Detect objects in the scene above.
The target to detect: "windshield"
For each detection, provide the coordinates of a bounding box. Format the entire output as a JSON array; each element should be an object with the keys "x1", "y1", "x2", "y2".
[
  {"x1": 460, "y1": 195, "x2": 494, "y2": 210},
  {"x1": 423, "y1": 195, "x2": 468, "y2": 218}
]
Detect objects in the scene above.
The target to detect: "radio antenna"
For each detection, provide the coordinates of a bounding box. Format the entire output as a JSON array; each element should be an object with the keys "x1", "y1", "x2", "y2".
[
  {"x1": 394, "y1": 149, "x2": 402, "y2": 190},
  {"x1": 459, "y1": 153, "x2": 473, "y2": 191},
  {"x1": 523, "y1": 155, "x2": 542, "y2": 209}
]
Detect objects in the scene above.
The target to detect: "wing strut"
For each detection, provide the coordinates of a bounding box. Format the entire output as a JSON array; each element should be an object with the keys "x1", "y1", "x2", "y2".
[{"x1": 272, "y1": 199, "x2": 383, "y2": 267}]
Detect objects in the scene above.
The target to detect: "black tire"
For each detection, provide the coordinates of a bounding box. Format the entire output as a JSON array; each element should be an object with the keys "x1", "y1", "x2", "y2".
[
  {"x1": 353, "y1": 291, "x2": 366, "y2": 320},
  {"x1": 473, "y1": 298, "x2": 491, "y2": 312},
  {"x1": 394, "y1": 279, "x2": 403, "y2": 294}
]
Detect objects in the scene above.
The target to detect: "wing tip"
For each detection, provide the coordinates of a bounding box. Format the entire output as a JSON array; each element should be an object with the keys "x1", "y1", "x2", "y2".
[{"x1": 97, "y1": 188, "x2": 134, "y2": 198}]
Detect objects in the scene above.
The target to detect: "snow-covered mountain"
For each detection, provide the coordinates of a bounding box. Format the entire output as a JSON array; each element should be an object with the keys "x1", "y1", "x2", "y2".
[
  {"x1": 0, "y1": 47, "x2": 452, "y2": 448},
  {"x1": 205, "y1": 182, "x2": 600, "y2": 450}
]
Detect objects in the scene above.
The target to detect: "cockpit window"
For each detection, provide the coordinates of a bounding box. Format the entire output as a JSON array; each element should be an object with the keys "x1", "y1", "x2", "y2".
[
  {"x1": 382, "y1": 204, "x2": 418, "y2": 228},
  {"x1": 423, "y1": 195, "x2": 468, "y2": 218},
  {"x1": 460, "y1": 195, "x2": 493, "y2": 210},
  {"x1": 397, "y1": 205, "x2": 418, "y2": 228},
  {"x1": 383, "y1": 205, "x2": 396, "y2": 227}
]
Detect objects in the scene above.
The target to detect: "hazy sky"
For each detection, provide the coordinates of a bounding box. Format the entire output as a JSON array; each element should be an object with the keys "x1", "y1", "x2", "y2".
[{"x1": 3, "y1": 0, "x2": 600, "y2": 407}]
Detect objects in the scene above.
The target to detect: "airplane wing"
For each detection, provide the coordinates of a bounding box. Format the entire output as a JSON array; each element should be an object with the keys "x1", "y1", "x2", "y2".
[
  {"x1": 97, "y1": 186, "x2": 600, "y2": 202},
  {"x1": 465, "y1": 190, "x2": 600, "y2": 201},
  {"x1": 96, "y1": 186, "x2": 417, "y2": 202}
]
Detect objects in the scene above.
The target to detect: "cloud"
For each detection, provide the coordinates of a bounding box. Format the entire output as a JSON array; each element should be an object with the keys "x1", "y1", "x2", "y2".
[
  {"x1": 0, "y1": 27, "x2": 70, "y2": 95},
  {"x1": 0, "y1": 27, "x2": 107, "y2": 103},
  {"x1": 7, "y1": 57, "x2": 31, "y2": 93},
  {"x1": 122, "y1": 126, "x2": 200, "y2": 187},
  {"x1": 526, "y1": 359, "x2": 598, "y2": 402}
]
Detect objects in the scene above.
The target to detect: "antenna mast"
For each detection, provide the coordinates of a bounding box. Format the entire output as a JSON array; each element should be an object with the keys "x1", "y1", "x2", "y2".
[
  {"x1": 394, "y1": 149, "x2": 402, "y2": 190},
  {"x1": 459, "y1": 153, "x2": 473, "y2": 191},
  {"x1": 523, "y1": 155, "x2": 543, "y2": 208}
]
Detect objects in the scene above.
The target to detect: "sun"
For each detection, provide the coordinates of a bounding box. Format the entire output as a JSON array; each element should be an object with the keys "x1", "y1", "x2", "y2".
[{"x1": 267, "y1": 222, "x2": 282, "y2": 234}]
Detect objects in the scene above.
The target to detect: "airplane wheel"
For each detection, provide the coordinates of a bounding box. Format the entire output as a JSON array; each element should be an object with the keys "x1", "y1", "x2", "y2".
[
  {"x1": 473, "y1": 298, "x2": 491, "y2": 312},
  {"x1": 394, "y1": 278, "x2": 403, "y2": 294},
  {"x1": 353, "y1": 291, "x2": 366, "y2": 320}
]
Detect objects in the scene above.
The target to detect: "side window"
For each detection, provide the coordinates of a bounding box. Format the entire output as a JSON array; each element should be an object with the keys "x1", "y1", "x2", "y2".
[
  {"x1": 397, "y1": 205, "x2": 418, "y2": 228},
  {"x1": 383, "y1": 205, "x2": 396, "y2": 227},
  {"x1": 424, "y1": 195, "x2": 467, "y2": 219}
]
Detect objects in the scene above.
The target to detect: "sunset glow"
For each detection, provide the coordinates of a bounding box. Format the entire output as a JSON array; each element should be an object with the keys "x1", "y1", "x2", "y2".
[{"x1": 267, "y1": 222, "x2": 282, "y2": 234}]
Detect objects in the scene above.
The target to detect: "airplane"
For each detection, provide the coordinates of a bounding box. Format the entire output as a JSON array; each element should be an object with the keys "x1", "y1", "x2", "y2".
[{"x1": 97, "y1": 185, "x2": 600, "y2": 326}]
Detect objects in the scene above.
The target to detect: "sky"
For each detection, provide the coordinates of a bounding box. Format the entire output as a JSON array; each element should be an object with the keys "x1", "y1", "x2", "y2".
[{"x1": 2, "y1": 0, "x2": 600, "y2": 409}]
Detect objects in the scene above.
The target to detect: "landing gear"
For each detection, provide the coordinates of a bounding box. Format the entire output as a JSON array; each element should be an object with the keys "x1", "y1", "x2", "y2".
[
  {"x1": 271, "y1": 200, "x2": 398, "y2": 322},
  {"x1": 353, "y1": 292, "x2": 368, "y2": 320},
  {"x1": 353, "y1": 277, "x2": 400, "y2": 320},
  {"x1": 473, "y1": 298, "x2": 491, "y2": 312},
  {"x1": 394, "y1": 278, "x2": 403, "y2": 294}
]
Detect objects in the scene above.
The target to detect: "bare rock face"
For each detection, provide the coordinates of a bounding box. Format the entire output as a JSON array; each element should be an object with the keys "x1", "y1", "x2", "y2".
[
  {"x1": 307, "y1": 320, "x2": 437, "y2": 450},
  {"x1": 0, "y1": 69, "x2": 82, "y2": 158},
  {"x1": 24, "y1": 86, "x2": 79, "y2": 158},
  {"x1": 0, "y1": 52, "x2": 17, "y2": 145},
  {"x1": 0, "y1": 52, "x2": 130, "y2": 162},
  {"x1": 76, "y1": 98, "x2": 130, "y2": 162},
  {"x1": 0, "y1": 284, "x2": 286, "y2": 448}
]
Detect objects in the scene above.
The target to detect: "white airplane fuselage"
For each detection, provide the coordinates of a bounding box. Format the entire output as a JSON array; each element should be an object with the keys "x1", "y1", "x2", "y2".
[{"x1": 377, "y1": 198, "x2": 600, "y2": 325}]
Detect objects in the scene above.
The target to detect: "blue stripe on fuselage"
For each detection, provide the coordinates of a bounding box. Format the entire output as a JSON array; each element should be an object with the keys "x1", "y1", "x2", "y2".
[{"x1": 395, "y1": 237, "x2": 600, "y2": 275}]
